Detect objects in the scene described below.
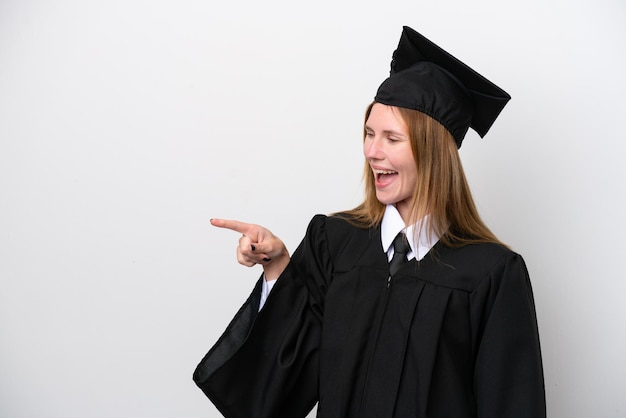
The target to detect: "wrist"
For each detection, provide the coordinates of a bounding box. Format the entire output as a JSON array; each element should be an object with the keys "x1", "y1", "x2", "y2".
[{"x1": 263, "y1": 252, "x2": 290, "y2": 281}]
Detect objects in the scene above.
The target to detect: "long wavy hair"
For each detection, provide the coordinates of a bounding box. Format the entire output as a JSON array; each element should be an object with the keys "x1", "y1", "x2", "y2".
[{"x1": 337, "y1": 102, "x2": 505, "y2": 248}]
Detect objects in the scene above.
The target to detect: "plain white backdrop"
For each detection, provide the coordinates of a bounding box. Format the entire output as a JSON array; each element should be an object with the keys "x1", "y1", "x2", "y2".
[{"x1": 1, "y1": 0, "x2": 625, "y2": 417}]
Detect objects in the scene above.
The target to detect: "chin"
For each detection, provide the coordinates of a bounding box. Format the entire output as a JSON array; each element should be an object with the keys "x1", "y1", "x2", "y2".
[{"x1": 375, "y1": 193, "x2": 396, "y2": 206}]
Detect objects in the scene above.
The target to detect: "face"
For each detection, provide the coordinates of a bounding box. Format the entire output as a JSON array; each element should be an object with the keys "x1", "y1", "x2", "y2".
[{"x1": 364, "y1": 103, "x2": 417, "y2": 224}]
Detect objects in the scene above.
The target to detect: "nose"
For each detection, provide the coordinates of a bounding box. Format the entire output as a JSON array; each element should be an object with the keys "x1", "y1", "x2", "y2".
[{"x1": 364, "y1": 137, "x2": 383, "y2": 160}]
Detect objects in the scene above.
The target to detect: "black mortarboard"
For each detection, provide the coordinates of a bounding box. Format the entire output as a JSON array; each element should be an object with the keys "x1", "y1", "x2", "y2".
[{"x1": 374, "y1": 26, "x2": 511, "y2": 147}]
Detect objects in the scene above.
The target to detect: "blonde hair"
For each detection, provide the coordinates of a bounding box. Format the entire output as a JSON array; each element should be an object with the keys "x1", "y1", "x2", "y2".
[{"x1": 337, "y1": 102, "x2": 505, "y2": 248}]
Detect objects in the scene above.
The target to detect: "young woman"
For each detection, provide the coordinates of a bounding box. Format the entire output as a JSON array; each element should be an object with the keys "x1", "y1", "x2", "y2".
[{"x1": 194, "y1": 26, "x2": 546, "y2": 418}]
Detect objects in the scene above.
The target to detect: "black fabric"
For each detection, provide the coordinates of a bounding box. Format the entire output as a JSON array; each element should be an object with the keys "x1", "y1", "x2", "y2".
[
  {"x1": 388, "y1": 232, "x2": 409, "y2": 277},
  {"x1": 374, "y1": 26, "x2": 511, "y2": 147},
  {"x1": 194, "y1": 214, "x2": 546, "y2": 418}
]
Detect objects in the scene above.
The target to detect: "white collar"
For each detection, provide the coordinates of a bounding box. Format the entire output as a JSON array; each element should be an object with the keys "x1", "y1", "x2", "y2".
[{"x1": 380, "y1": 205, "x2": 441, "y2": 261}]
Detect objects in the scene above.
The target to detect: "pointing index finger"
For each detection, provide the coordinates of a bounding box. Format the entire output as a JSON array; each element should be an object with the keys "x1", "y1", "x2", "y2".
[{"x1": 210, "y1": 218, "x2": 252, "y2": 235}]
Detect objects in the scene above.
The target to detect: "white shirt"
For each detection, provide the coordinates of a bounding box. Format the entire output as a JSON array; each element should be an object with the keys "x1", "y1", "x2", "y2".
[
  {"x1": 259, "y1": 205, "x2": 442, "y2": 310},
  {"x1": 380, "y1": 204, "x2": 441, "y2": 262},
  {"x1": 259, "y1": 277, "x2": 276, "y2": 310}
]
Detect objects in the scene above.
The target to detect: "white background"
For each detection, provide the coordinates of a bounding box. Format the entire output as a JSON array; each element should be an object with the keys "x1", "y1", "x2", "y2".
[{"x1": 1, "y1": 0, "x2": 625, "y2": 417}]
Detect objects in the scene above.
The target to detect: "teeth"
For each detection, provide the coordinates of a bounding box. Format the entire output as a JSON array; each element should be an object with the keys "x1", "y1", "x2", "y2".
[{"x1": 374, "y1": 169, "x2": 397, "y2": 175}]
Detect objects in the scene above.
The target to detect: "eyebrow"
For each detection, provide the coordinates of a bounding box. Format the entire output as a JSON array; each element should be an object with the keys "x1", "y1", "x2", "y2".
[{"x1": 365, "y1": 126, "x2": 407, "y2": 138}]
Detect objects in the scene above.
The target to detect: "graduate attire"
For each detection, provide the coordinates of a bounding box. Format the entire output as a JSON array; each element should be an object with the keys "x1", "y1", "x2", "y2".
[
  {"x1": 194, "y1": 26, "x2": 545, "y2": 417},
  {"x1": 193, "y1": 210, "x2": 545, "y2": 417}
]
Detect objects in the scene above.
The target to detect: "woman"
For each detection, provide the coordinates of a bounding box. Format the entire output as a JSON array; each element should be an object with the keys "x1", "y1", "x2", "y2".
[{"x1": 194, "y1": 26, "x2": 546, "y2": 418}]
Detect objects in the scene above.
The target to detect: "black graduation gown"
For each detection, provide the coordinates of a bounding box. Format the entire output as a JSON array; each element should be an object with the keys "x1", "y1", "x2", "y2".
[{"x1": 194, "y1": 214, "x2": 545, "y2": 418}]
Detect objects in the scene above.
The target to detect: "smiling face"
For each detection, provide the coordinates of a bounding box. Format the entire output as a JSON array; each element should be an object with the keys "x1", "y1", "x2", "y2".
[{"x1": 363, "y1": 103, "x2": 417, "y2": 224}]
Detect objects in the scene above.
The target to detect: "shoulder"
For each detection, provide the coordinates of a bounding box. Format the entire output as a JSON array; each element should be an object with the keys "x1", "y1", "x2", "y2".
[
  {"x1": 306, "y1": 213, "x2": 370, "y2": 237},
  {"x1": 449, "y1": 242, "x2": 522, "y2": 270},
  {"x1": 304, "y1": 213, "x2": 376, "y2": 255},
  {"x1": 430, "y1": 242, "x2": 529, "y2": 291}
]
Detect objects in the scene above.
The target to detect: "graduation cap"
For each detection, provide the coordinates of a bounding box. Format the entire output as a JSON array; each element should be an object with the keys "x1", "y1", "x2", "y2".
[{"x1": 374, "y1": 26, "x2": 511, "y2": 148}]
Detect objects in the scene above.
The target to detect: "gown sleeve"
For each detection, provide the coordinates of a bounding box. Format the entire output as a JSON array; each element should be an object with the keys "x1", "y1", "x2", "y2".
[
  {"x1": 193, "y1": 215, "x2": 332, "y2": 418},
  {"x1": 471, "y1": 252, "x2": 546, "y2": 418}
]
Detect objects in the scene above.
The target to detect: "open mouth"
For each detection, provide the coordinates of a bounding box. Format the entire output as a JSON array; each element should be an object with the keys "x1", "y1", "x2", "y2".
[{"x1": 374, "y1": 169, "x2": 398, "y2": 181}]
